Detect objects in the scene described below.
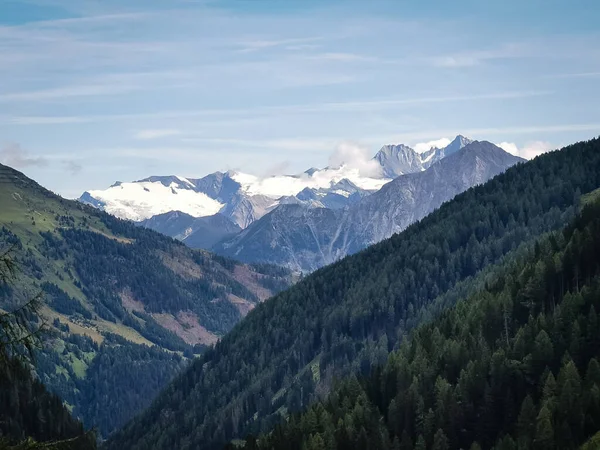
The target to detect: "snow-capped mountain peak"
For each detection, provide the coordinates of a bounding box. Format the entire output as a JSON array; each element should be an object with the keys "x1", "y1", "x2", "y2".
[
  {"x1": 416, "y1": 135, "x2": 474, "y2": 169},
  {"x1": 82, "y1": 178, "x2": 224, "y2": 222},
  {"x1": 79, "y1": 134, "x2": 476, "y2": 228},
  {"x1": 373, "y1": 144, "x2": 423, "y2": 178}
]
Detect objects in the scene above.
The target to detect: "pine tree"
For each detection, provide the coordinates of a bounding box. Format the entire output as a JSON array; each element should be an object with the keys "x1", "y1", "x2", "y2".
[
  {"x1": 534, "y1": 405, "x2": 554, "y2": 450},
  {"x1": 557, "y1": 360, "x2": 583, "y2": 446},
  {"x1": 399, "y1": 430, "x2": 412, "y2": 450},
  {"x1": 414, "y1": 435, "x2": 426, "y2": 450},
  {"x1": 542, "y1": 372, "x2": 557, "y2": 411},
  {"x1": 517, "y1": 395, "x2": 536, "y2": 446},
  {"x1": 585, "y1": 358, "x2": 600, "y2": 389},
  {"x1": 532, "y1": 330, "x2": 553, "y2": 374},
  {"x1": 432, "y1": 429, "x2": 449, "y2": 450}
]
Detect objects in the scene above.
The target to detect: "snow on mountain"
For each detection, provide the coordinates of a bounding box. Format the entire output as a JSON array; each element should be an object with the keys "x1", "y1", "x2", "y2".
[
  {"x1": 214, "y1": 141, "x2": 524, "y2": 272},
  {"x1": 83, "y1": 180, "x2": 224, "y2": 222},
  {"x1": 81, "y1": 161, "x2": 394, "y2": 226},
  {"x1": 229, "y1": 165, "x2": 390, "y2": 198},
  {"x1": 420, "y1": 135, "x2": 473, "y2": 168},
  {"x1": 374, "y1": 144, "x2": 424, "y2": 177},
  {"x1": 80, "y1": 135, "x2": 476, "y2": 231}
]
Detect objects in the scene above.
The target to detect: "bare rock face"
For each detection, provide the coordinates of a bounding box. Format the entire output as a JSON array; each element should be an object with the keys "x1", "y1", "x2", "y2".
[{"x1": 215, "y1": 141, "x2": 523, "y2": 272}]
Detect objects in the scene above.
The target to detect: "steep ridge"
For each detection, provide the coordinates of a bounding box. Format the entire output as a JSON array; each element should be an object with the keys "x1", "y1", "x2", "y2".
[
  {"x1": 374, "y1": 144, "x2": 424, "y2": 177},
  {"x1": 244, "y1": 186, "x2": 600, "y2": 450},
  {"x1": 106, "y1": 138, "x2": 600, "y2": 450},
  {"x1": 80, "y1": 135, "x2": 472, "y2": 236},
  {"x1": 138, "y1": 211, "x2": 242, "y2": 249},
  {"x1": 0, "y1": 163, "x2": 292, "y2": 437},
  {"x1": 215, "y1": 141, "x2": 523, "y2": 271}
]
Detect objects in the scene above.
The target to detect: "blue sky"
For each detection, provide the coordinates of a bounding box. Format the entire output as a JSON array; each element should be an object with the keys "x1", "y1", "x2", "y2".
[{"x1": 1, "y1": 0, "x2": 599, "y2": 198}]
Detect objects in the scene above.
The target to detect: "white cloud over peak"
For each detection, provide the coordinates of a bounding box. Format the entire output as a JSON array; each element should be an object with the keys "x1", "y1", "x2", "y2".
[
  {"x1": 413, "y1": 137, "x2": 452, "y2": 153},
  {"x1": 497, "y1": 141, "x2": 554, "y2": 159},
  {"x1": 328, "y1": 142, "x2": 383, "y2": 178}
]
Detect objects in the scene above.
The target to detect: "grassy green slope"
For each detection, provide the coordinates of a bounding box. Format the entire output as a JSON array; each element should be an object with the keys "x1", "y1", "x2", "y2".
[{"x1": 0, "y1": 163, "x2": 292, "y2": 437}]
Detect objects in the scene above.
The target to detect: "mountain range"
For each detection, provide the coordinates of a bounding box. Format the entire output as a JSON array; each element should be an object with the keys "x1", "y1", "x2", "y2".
[
  {"x1": 215, "y1": 140, "x2": 523, "y2": 271},
  {"x1": 105, "y1": 137, "x2": 600, "y2": 450},
  {"x1": 80, "y1": 136, "x2": 523, "y2": 272},
  {"x1": 80, "y1": 136, "x2": 474, "y2": 230}
]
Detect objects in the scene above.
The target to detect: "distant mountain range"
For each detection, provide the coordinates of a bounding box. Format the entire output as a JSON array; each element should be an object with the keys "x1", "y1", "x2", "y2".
[
  {"x1": 80, "y1": 136, "x2": 523, "y2": 271},
  {"x1": 80, "y1": 135, "x2": 473, "y2": 226},
  {"x1": 214, "y1": 141, "x2": 523, "y2": 271}
]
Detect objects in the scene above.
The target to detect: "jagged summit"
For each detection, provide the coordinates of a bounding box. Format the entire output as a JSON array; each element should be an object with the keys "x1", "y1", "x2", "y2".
[
  {"x1": 80, "y1": 134, "x2": 506, "y2": 242},
  {"x1": 215, "y1": 141, "x2": 523, "y2": 271},
  {"x1": 373, "y1": 144, "x2": 423, "y2": 177}
]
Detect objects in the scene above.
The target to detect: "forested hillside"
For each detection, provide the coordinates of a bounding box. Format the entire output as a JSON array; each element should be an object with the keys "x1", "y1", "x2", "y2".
[
  {"x1": 0, "y1": 359, "x2": 96, "y2": 449},
  {"x1": 0, "y1": 251, "x2": 95, "y2": 449},
  {"x1": 0, "y1": 162, "x2": 292, "y2": 438},
  {"x1": 242, "y1": 186, "x2": 600, "y2": 450},
  {"x1": 106, "y1": 138, "x2": 600, "y2": 450}
]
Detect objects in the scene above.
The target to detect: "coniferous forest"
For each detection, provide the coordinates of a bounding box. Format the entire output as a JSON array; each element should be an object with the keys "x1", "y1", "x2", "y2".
[
  {"x1": 0, "y1": 251, "x2": 95, "y2": 449},
  {"x1": 106, "y1": 138, "x2": 600, "y2": 450},
  {"x1": 237, "y1": 177, "x2": 600, "y2": 450}
]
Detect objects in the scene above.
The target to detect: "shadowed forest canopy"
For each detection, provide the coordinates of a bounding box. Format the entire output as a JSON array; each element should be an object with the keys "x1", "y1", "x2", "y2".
[{"x1": 241, "y1": 176, "x2": 600, "y2": 450}]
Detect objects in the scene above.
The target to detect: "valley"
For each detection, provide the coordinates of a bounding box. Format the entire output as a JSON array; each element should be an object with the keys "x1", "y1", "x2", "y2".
[{"x1": 1, "y1": 2, "x2": 598, "y2": 448}]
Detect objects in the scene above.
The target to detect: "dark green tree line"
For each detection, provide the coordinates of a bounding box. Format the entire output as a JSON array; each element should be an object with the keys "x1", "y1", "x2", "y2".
[{"x1": 246, "y1": 192, "x2": 600, "y2": 450}]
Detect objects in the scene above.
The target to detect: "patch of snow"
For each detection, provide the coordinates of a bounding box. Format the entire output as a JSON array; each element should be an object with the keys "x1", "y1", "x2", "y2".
[
  {"x1": 230, "y1": 166, "x2": 391, "y2": 198},
  {"x1": 332, "y1": 189, "x2": 351, "y2": 198},
  {"x1": 176, "y1": 176, "x2": 196, "y2": 188},
  {"x1": 420, "y1": 149, "x2": 437, "y2": 163},
  {"x1": 86, "y1": 181, "x2": 223, "y2": 221}
]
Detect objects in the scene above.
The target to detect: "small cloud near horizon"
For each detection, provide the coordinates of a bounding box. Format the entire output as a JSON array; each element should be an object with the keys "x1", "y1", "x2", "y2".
[
  {"x1": 0, "y1": 143, "x2": 48, "y2": 169},
  {"x1": 497, "y1": 141, "x2": 554, "y2": 159},
  {"x1": 413, "y1": 137, "x2": 452, "y2": 153}
]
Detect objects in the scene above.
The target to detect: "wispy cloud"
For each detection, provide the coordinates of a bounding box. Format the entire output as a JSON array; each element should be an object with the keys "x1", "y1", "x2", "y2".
[
  {"x1": 63, "y1": 160, "x2": 83, "y2": 174},
  {"x1": 0, "y1": 83, "x2": 138, "y2": 102},
  {"x1": 0, "y1": 143, "x2": 48, "y2": 168},
  {"x1": 547, "y1": 72, "x2": 600, "y2": 79},
  {"x1": 1, "y1": 90, "x2": 551, "y2": 125},
  {"x1": 134, "y1": 129, "x2": 181, "y2": 140},
  {"x1": 304, "y1": 52, "x2": 377, "y2": 62},
  {"x1": 427, "y1": 43, "x2": 529, "y2": 68},
  {"x1": 236, "y1": 36, "x2": 323, "y2": 53},
  {"x1": 0, "y1": 71, "x2": 193, "y2": 103}
]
